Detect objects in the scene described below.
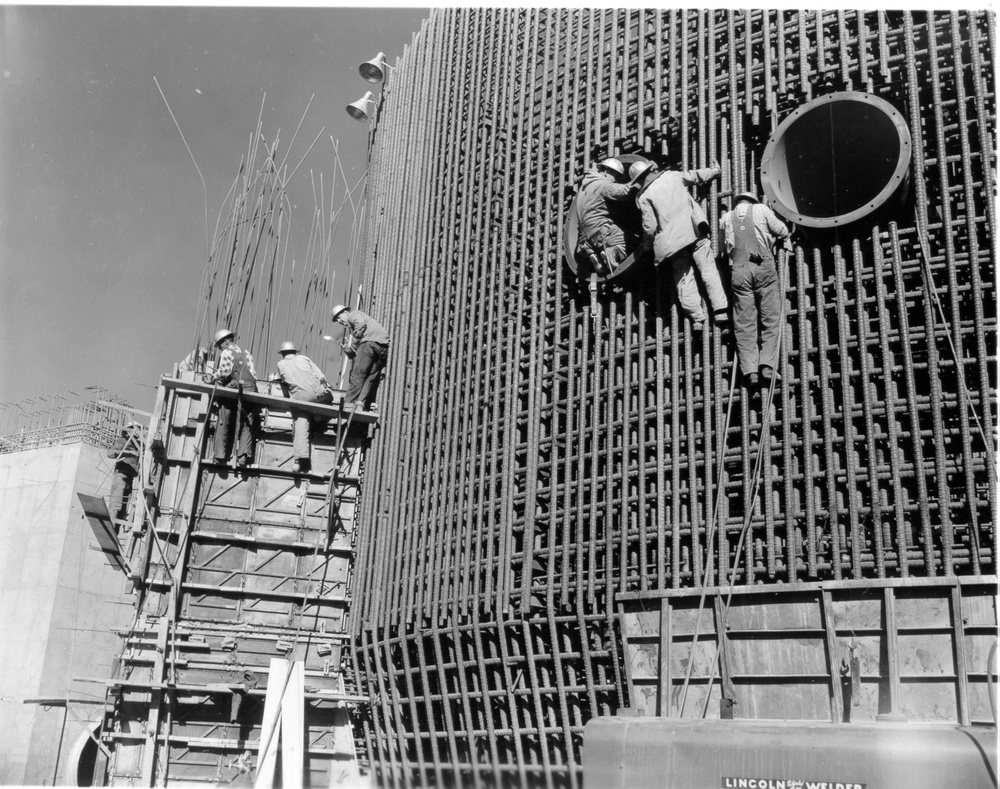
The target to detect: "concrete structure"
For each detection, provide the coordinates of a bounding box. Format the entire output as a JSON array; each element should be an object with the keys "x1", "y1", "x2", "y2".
[
  {"x1": 351, "y1": 9, "x2": 996, "y2": 787},
  {"x1": 0, "y1": 437, "x2": 136, "y2": 784}
]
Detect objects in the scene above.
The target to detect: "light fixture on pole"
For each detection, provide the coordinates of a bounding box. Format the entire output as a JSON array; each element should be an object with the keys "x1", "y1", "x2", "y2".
[
  {"x1": 359, "y1": 52, "x2": 389, "y2": 84},
  {"x1": 345, "y1": 91, "x2": 376, "y2": 121}
]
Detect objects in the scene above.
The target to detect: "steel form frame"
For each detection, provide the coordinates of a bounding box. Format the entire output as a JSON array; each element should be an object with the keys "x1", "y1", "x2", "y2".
[{"x1": 352, "y1": 10, "x2": 997, "y2": 787}]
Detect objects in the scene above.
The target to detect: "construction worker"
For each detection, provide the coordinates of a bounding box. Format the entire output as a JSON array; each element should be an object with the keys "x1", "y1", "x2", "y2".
[
  {"x1": 276, "y1": 341, "x2": 333, "y2": 474},
  {"x1": 178, "y1": 346, "x2": 211, "y2": 375},
  {"x1": 719, "y1": 191, "x2": 792, "y2": 396},
  {"x1": 631, "y1": 160, "x2": 729, "y2": 330},
  {"x1": 331, "y1": 305, "x2": 390, "y2": 411},
  {"x1": 205, "y1": 328, "x2": 259, "y2": 467},
  {"x1": 107, "y1": 423, "x2": 141, "y2": 522},
  {"x1": 574, "y1": 157, "x2": 636, "y2": 275}
]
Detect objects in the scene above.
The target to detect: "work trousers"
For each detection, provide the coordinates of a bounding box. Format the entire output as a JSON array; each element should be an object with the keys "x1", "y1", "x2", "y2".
[
  {"x1": 109, "y1": 464, "x2": 136, "y2": 521},
  {"x1": 345, "y1": 341, "x2": 389, "y2": 409},
  {"x1": 664, "y1": 236, "x2": 728, "y2": 323},
  {"x1": 291, "y1": 388, "x2": 333, "y2": 461},
  {"x1": 731, "y1": 255, "x2": 781, "y2": 375},
  {"x1": 214, "y1": 398, "x2": 260, "y2": 464},
  {"x1": 580, "y1": 224, "x2": 627, "y2": 275}
]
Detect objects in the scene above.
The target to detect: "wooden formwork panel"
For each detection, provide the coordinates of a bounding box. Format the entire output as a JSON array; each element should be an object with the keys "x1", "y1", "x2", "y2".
[
  {"x1": 103, "y1": 378, "x2": 370, "y2": 786},
  {"x1": 183, "y1": 541, "x2": 349, "y2": 619},
  {"x1": 109, "y1": 700, "x2": 355, "y2": 785},
  {"x1": 618, "y1": 577, "x2": 998, "y2": 725},
  {"x1": 197, "y1": 471, "x2": 357, "y2": 538},
  {"x1": 163, "y1": 389, "x2": 207, "y2": 462}
]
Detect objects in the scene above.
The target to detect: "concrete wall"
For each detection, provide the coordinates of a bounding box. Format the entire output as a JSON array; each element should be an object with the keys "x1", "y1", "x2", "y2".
[{"x1": 0, "y1": 442, "x2": 136, "y2": 785}]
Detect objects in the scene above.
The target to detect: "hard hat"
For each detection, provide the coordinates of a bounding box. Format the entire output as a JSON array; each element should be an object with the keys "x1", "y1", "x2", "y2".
[
  {"x1": 331, "y1": 304, "x2": 349, "y2": 321},
  {"x1": 214, "y1": 328, "x2": 234, "y2": 346},
  {"x1": 598, "y1": 157, "x2": 625, "y2": 177},
  {"x1": 734, "y1": 191, "x2": 759, "y2": 204},
  {"x1": 629, "y1": 161, "x2": 655, "y2": 183},
  {"x1": 278, "y1": 341, "x2": 298, "y2": 354}
]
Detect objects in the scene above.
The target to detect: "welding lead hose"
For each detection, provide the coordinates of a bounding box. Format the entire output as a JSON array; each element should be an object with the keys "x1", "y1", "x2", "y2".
[{"x1": 677, "y1": 245, "x2": 790, "y2": 718}]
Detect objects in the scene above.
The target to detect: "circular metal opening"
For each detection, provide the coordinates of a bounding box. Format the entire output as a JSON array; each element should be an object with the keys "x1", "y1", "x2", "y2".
[{"x1": 761, "y1": 91, "x2": 911, "y2": 229}]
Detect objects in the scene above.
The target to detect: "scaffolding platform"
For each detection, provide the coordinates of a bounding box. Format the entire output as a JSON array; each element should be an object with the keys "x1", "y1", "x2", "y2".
[{"x1": 98, "y1": 374, "x2": 374, "y2": 786}]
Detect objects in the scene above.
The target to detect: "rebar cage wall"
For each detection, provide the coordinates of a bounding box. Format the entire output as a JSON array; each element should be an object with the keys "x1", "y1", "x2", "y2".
[{"x1": 350, "y1": 10, "x2": 997, "y2": 787}]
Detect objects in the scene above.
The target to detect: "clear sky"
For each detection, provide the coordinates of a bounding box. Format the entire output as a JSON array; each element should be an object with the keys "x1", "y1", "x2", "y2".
[{"x1": 0, "y1": 4, "x2": 429, "y2": 412}]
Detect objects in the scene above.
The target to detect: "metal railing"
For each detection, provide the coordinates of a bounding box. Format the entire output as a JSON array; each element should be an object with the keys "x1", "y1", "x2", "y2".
[{"x1": 0, "y1": 391, "x2": 136, "y2": 455}]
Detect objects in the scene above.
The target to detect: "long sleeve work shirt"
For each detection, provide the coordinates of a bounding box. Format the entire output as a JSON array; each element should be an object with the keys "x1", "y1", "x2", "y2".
[
  {"x1": 108, "y1": 433, "x2": 141, "y2": 474},
  {"x1": 277, "y1": 353, "x2": 329, "y2": 401},
  {"x1": 636, "y1": 166, "x2": 719, "y2": 261},
  {"x1": 210, "y1": 344, "x2": 257, "y2": 387},
  {"x1": 343, "y1": 310, "x2": 390, "y2": 353},
  {"x1": 575, "y1": 168, "x2": 633, "y2": 244}
]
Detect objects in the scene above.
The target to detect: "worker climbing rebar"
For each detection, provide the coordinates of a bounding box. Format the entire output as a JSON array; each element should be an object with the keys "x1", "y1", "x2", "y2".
[
  {"x1": 332, "y1": 305, "x2": 390, "y2": 412},
  {"x1": 205, "y1": 328, "x2": 260, "y2": 467},
  {"x1": 631, "y1": 159, "x2": 729, "y2": 330},
  {"x1": 574, "y1": 157, "x2": 637, "y2": 276},
  {"x1": 275, "y1": 340, "x2": 334, "y2": 475},
  {"x1": 718, "y1": 191, "x2": 792, "y2": 400}
]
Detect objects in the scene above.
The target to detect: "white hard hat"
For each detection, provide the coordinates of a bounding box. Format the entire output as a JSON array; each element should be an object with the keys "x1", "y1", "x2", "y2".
[
  {"x1": 278, "y1": 341, "x2": 298, "y2": 354},
  {"x1": 629, "y1": 161, "x2": 655, "y2": 184},
  {"x1": 598, "y1": 157, "x2": 625, "y2": 177},
  {"x1": 331, "y1": 304, "x2": 349, "y2": 321},
  {"x1": 734, "y1": 191, "x2": 759, "y2": 204},
  {"x1": 214, "y1": 328, "x2": 234, "y2": 346}
]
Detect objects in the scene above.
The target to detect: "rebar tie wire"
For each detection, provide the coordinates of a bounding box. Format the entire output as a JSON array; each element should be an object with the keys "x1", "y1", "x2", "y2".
[{"x1": 678, "y1": 246, "x2": 789, "y2": 718}]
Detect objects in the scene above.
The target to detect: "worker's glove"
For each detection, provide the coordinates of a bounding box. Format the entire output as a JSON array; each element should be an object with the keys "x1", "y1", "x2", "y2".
[{"x1": 345, "y1": 348, "x2": 356, "y2": 359}]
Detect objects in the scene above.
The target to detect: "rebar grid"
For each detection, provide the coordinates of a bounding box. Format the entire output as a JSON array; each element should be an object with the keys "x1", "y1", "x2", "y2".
[{"x1": 352, "y1": 9, "x2": 996, "y2": 786}]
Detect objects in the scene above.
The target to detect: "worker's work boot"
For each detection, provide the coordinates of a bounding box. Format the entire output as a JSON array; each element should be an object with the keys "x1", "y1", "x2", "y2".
[{"x1": 295, "y1": 458, "x2": 311, "y2": 475}]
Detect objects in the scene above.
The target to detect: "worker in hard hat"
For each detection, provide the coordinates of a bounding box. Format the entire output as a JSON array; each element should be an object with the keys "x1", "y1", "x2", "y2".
[
  {"x1": 107, "y1": 422, "x2": 142, "y2": 523},
  {"x1": 574, "y1": 157, "x2": 636, "y2": 276},
  {"x1": 177, "y1": 346, "x2": 213, "y2": 376},
  {"x1": 205, "y1": 328, "x2": 260, "y2": 467},
  {"x1": 331, "y1": 305, "x2": 390, "y2": 411},
  {"x1": 630, "y1": 159, "x2": 729, "y2": 330},
  {"x1": 719, "y1": 191, "x2": 792, "y2": 398},
  {"x1": 276, "y1": 341, "x2": 333, "y2": 474}
]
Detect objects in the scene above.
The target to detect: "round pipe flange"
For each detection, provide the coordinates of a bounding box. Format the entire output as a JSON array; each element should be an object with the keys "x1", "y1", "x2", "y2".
[{"x1": 761, "y1": 91, "x2": 912, "y2": 230}]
